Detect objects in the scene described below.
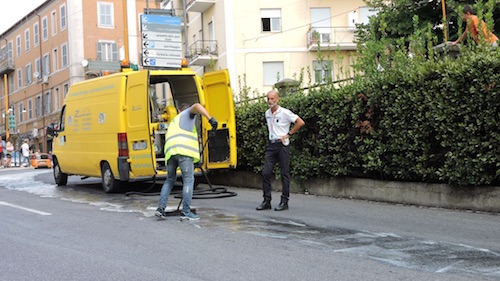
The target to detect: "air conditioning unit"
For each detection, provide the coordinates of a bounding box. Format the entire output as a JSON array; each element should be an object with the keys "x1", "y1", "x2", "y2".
[{"x1": 42, "y1": 75, "x2": 49, "y2": 84}]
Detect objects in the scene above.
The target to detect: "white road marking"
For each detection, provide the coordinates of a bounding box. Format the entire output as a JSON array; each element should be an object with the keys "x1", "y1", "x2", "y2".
[{"x1": 0, "y1": 201, "x2": 52, "y2": 216}]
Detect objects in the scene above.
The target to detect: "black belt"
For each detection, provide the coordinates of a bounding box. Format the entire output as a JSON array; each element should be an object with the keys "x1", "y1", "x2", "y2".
[{"x1": 268, "y1": 139, "x2": 281, "y2": 144}]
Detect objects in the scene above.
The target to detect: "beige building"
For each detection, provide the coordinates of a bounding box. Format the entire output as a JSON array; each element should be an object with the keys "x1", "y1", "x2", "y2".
[
  {"x1": 176, "y1": 0, "x2": 374, "y2": 97},
  {"x1": 1, "y1": 0, "x2": 373, "y2": 154}
]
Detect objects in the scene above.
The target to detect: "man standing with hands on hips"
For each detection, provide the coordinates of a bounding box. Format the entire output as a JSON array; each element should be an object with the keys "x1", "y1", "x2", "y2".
[{"x1": 257, "y1": 90, "x2": 305, "y2": 211}]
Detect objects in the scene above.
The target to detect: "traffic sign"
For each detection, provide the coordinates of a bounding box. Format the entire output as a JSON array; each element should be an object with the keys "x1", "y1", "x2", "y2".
[{"x1": 140, "y1": 15, "x2": 183, "y2": 68}]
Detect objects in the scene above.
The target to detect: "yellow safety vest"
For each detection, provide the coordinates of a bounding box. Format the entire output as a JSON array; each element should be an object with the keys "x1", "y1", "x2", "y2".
[{"x1": 164, "y1": 115, "x2": 200, "y2": 163}]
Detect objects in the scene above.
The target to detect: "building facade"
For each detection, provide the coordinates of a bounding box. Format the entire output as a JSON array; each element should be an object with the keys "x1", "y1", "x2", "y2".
[
  {"x1": 0, "y1": 0, "x2": 159, "y2": 153},
  {"x1": 174, "y1": 0, "x2": 373, "y2": 97}
]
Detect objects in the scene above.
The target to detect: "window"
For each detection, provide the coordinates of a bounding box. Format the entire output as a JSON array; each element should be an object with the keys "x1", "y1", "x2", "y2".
[
  {"x1": 42, "y1": 53, "x2": 50, "y2": 76},
  {"x1": 208, "y1": 21, "x2": 216, "y2": 52},
  {"x1": 54, "y1": 87, "x2": 59, "y2": 111},
  {"x1": 263, "y1": 62, "x2": 284, "y2": 86},
  {"x1": 8, "y1": 74, "x2": 14, "y2": 92},
  {"x1": 313, "y1": 60, "x2": 333, "y2": 84},
  {"x1": 61, "y1": 43, "x2": 68, "y2": 67},
  {"x1": 28, "y1": 99, "x2": 33, "y2": 119},
  {"x1": 7, "y1": 41, "x2": 13, "y2": 62},
  {"x1": 25, "y1": 29, "x2": 30, "y2": 52},
  {"x1": 33, "y1": 23, "x2": 39, "y2": 47},
  {"x1": 45, "y1": 91, "x2": 52, "y2": 114},
  {"x1": 25, "y1": 63, "x2": 32, "y2": 85},
  {"x1": 36, "y1": 95, "x2": 42, "y2": 117},
  {"x1": 261, "y1": 9, "x2": 281, "y2": 32},
  {"x1": 60, "y1": 4, "x2": 67, "y2": 30},
  {"x1": 51, "y1": 11, "x2": 57, "y2": 35},
  {"x1": 97, "y1": 42, "x2": 118, "y2": 61},
  {"x1": 35, "y1": 58, "x2": 41, "y2": 79},
  {"x1": 98, "y1": 2, "x2": 114, "y2": 28},
  {"x1": 42, "y1": 17, "x2": 48, "y2": 40},
  {"x1": 310, "y1": 8, "x2": 331, "y2": 43},
  {"x1": 17, "y1": 68, "x2": 22, "y2": 89},
  {"x1": 63, "y1": 83, "x2": 69, "y2": 99},
  {"x1": 18, "y1": 103, "x2": 24, "y2": 122},
  {"x1": 53, "y1": 48, "x2": 58, "y2": 71},
  {"x1": 16, "y1": 35, "x2": 21, "y2": 56}
]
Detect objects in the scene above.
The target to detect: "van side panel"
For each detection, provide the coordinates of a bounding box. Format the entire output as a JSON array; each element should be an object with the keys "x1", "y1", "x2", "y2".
[
  {"x1": 125, "y1": 71, "x2": 156, "y2": 177},
  {"x1": 54, "y1": 75, "x2": 126, "y2": 177}
]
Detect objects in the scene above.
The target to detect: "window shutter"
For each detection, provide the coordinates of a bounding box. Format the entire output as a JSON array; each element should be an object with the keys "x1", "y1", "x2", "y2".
[
  {"x1": 97, "y1": 43, "x2": 102, "y2": 61},
  {"x1": 112, "y1": 43, "x2": 118, "y2": 61}
]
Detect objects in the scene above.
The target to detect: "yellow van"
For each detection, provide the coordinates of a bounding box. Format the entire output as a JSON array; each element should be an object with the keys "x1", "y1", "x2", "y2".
[{"x1": 48, "y1": 68, "x2": 236, "y2": 192}]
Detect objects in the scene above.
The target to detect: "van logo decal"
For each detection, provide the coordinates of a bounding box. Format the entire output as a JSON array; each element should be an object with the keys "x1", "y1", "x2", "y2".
[
  {"x1": 132, "y1": 105, "x2": 143, "y2": 111},
  {"x1": 98, "y1": 113, "x2": 106, "y2": 124}
]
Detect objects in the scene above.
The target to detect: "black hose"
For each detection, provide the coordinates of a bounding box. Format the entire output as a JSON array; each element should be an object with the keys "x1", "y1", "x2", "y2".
[{"x1": 125, "y1": 184, "x2": 237, "y2": 199}]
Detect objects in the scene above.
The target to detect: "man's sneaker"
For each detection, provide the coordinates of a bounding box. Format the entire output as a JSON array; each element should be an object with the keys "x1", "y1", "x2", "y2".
[
  {"x1": 180, "y1": 212, "x2": 199, "y2": 221},
  {"x1": 155, "y1": 207, "x2": 166, "y2": 219}
]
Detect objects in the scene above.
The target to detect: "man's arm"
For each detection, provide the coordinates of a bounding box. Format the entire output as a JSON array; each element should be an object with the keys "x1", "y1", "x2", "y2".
[
  {"x1": 452, "y1": 30, "x2": 468, "y2": 45},
  {"x1": 189, "y1": 103, "x2": 218, "y2": 130}
]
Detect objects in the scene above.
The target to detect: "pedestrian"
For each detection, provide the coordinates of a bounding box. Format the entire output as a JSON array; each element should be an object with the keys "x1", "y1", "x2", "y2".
[
  {"x1": 256, "y1": 90, "x2": 305, "y2": 211},
  {"x1": 450, "y1": 5, "x2": 498, "y2": 48},
  {"x1": 21, "y1": 139, "x2": 30, "y2": 167},
  {"x1": 5, "y1": 140, "x2": 14, "y2": 167},
  {"x1": 155, "y1": 103, "x2": 218, "y2": 220},
  {"x1": 0, "y1": 136, "x2": 5, "y2": 168}
]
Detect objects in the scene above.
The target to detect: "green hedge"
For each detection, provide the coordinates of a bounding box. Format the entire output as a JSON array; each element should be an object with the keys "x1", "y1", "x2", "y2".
[{"x1": 235, "y1": 48, "x2": 500, "y2": 187}]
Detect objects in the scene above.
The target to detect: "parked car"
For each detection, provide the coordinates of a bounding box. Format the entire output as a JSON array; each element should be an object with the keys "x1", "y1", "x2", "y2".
[{"x1": 30, "y1": 153, "x2": 52, "y2": 169}]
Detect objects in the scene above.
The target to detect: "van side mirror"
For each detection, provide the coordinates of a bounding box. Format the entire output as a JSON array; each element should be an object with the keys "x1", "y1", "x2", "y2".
[{"x1": 47, "y1": 123, "x2": 58, "y2": 137}]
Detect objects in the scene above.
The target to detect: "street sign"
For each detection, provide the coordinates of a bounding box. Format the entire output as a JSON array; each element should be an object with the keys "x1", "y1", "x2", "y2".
[{"x1": 140, "y1": 15, "x2": 183, "y2": 68}]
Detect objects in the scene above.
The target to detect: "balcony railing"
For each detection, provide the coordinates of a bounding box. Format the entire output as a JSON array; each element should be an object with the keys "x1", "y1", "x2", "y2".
[
  {"x1": 186, "y1": 0, "x2": 215, "y2": 13},
  {"x1": 187, "y1": 40, "x2": 218, "y2": 66},
  {"x1": 307, "y1": 27, "x2": 357, "y2": 51},
  {"x1": 0, "y1": 57, "x2": 15, "y2": 75}
]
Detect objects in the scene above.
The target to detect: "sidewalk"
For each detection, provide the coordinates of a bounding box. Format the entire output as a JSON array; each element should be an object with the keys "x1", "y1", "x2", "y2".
[{"x1": 208, "y1": 170, "x2": 500, "y2": 213}]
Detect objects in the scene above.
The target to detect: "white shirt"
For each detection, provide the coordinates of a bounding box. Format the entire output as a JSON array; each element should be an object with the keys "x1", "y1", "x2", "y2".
[
  {"x1": 21, "y1": 143, "x2": 30, "y2": 157},
  {"x1": 265, "y1": 106, "x2": 298, "y2": 146}
]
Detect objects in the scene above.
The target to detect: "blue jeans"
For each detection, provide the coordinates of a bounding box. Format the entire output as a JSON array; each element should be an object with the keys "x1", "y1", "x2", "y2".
[{"x1": 158, "y1": 155, "x2": 195, "y2": 214}]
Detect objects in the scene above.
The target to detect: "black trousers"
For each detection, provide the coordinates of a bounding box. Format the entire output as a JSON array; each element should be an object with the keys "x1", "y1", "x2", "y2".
[{"x1": 262, "y1": 142, "x2": 290, "y2": 203}]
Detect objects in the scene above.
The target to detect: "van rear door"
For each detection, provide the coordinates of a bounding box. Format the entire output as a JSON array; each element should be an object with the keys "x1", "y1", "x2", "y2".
[
  {"x1": 125, "y1": 70, "x2": 156, "y2": 177},
  {"x1": 202, "y1": 70, "x2": 237, "y2": 169}
]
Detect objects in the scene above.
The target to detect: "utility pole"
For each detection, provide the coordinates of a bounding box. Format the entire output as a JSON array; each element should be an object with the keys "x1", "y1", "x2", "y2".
[{"x1": 122, "y1": 0, "x2": 130, "y2": 63}]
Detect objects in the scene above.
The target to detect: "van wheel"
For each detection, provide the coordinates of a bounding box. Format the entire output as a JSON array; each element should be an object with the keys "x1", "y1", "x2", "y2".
[
  {"x1": 101, "y1": 162, "x2": 121, "y2": 193},
  {"x1": 53, "y1": 160, "x2": 68, "y2": 186}
]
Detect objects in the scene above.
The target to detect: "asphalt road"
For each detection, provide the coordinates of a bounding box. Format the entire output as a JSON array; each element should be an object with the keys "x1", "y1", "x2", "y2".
[{"x1": 0, "y1": 168, "x2": 499, "y2": 281}]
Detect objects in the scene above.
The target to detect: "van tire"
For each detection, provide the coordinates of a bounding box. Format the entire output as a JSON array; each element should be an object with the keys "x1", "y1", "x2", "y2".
[
  {"x1": 53, "y1": 160, "x2": 68, "y2": 186},
  {"x1": 101, "y1": 162, "x2": 121, "y2": 193}
]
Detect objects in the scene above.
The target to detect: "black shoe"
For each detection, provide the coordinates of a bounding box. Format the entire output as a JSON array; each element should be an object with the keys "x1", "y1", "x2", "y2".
[
  {"x1": 274, "y1": 202, "x2": 288, "y2": 211},
  {"x1": 256, "y1": 201, "x2": 271, "y2": 210}
]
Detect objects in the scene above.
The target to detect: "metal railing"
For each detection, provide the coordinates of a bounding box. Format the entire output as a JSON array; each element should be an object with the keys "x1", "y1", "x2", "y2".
[{"x1": 188, "y1": 40, "x2": 218, "y2": 57}]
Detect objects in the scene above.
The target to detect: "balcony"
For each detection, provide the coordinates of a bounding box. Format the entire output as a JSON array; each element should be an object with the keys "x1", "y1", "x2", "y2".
[
  {"x1": 0, "y1": 57, "x2": 14, "y2": 76},
  {"x1": 188, "y1": 40, "x2": 218, "y2": 66},
  {"x1": 186, "y1": 0, "x2": 215, "y2": 13},
  {"x1": 307, "y1": 27, "x2": 357, "y2": 51}
]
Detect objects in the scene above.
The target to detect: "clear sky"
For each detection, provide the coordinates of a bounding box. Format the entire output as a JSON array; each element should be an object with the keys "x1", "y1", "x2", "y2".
[{"x1": 0, "y1": 1, "x2": 46, "y2": 34}]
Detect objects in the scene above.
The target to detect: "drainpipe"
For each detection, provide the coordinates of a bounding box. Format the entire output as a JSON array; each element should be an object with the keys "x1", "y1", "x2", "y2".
[{"x1": 36, "y1": 13, "x2": 46, "y2": 152}]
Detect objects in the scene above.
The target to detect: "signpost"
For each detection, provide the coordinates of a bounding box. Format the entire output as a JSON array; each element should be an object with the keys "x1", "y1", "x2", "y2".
[{"x1": 140, "y1": 14, "x2": 183, "y2": 68}]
